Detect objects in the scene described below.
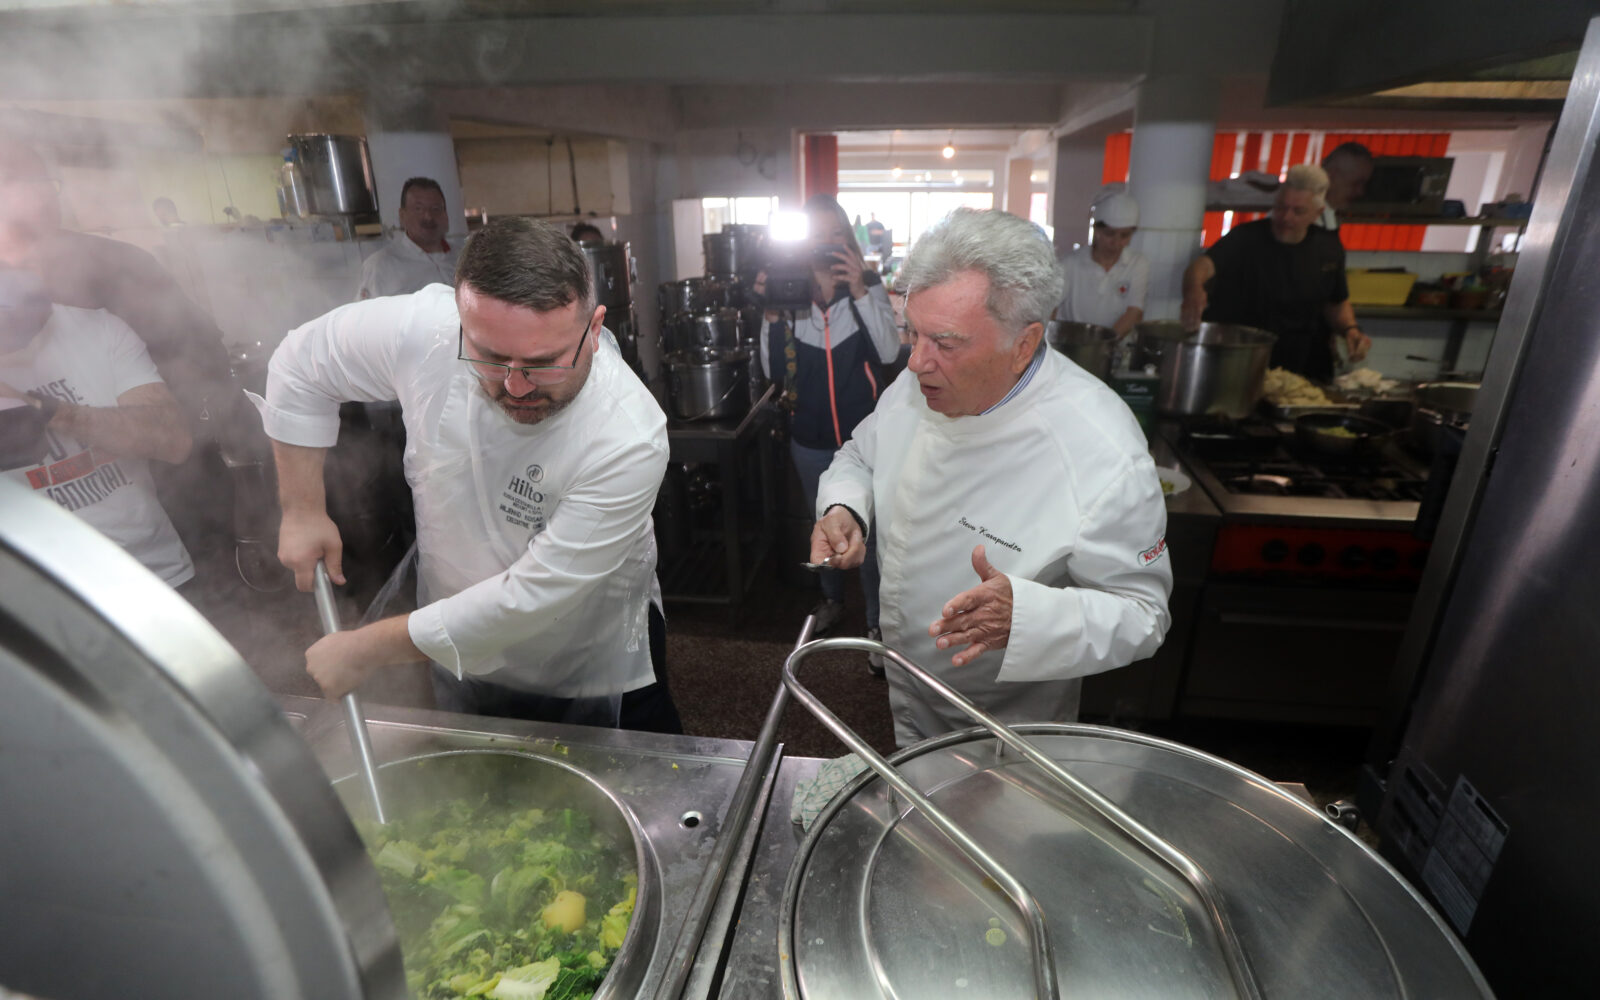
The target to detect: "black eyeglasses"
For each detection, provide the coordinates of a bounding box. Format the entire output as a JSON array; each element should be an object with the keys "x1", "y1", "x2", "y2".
[{"x1": 457, "y1": 321, "x2": 590, "y2": 385}]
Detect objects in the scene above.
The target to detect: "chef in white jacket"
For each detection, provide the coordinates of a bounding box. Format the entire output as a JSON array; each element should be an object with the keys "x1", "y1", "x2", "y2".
[
  {"x1": 357, "y1": 177, "x2": 460, "y2": 300},
  {"x1": 260, "y1": 217, "x2": 681, "y2": 733},
  {"x1": 813, "y1": 208, "x2": 1171, "y2": 746}
]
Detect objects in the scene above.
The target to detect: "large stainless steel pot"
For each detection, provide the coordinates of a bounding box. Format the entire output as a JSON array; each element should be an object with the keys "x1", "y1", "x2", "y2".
[
  {"x1": 582, "y1": 242, "x2": 634, "y2": 311},
  {"x1": 1407, "y1": 381, "x2": 1478, "y2": 458},
  {"x1": 782, "y1": 722, "x2": 1490, "y2": 998},
  {"x1": 723, "y1": 223, "x2": 767, "y2": 280},
  {"x1": 0, "y1": 481, "x2": 405, "y2": 1000},
  {"x1": 658, "y1": 278, "x2": 711, "y2": 319},
  {"x1": 675, "y1": 307, "x2": 740, "y2": 356},
  {"x1": 334, "y1": 750, "x2": 655, "y2": 1000},
  {"x1": 1133, "y1": 321, "x2": 1276, "y2": 418},
  {"x1": 288, "y1": 134, "x2": 378, "y2": 219},
  {"x1": 1045, "y1": 320, "x2": 1117, "y2": 382},
  {"x1": 666, "y1": 349, "x2": 751, "y2": 421}
]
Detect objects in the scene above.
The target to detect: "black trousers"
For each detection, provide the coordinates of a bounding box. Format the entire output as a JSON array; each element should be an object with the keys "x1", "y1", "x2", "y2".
[{"x1": 430, "y1": 604, "x2": 684, "y2": 735}]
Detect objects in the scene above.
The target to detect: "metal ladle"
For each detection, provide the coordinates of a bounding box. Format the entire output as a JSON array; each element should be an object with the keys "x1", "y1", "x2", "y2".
[{"x1": 313, "y1": 559, "x2": 388, "y2": 824}]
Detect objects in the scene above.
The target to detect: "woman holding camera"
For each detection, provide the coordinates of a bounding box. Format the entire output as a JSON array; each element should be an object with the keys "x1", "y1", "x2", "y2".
[{"x1": 754, "y1": 195, "x2": 900, "y2": 648}]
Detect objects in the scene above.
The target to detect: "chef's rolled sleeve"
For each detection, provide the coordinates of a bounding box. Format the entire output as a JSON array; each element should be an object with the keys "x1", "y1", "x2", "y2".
[{"x1": 996, "y1": 459, "x2": 1173, "y2": 684}]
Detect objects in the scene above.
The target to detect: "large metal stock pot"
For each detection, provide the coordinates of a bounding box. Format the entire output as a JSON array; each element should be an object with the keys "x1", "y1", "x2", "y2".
[
  {"x1": 288, "y1": 133, "x2": 378, "y2": 218},
  {"x1": 0, "y1": 480, "x2": 405, "y2": 1000},
  {"x1": 1133, "y1": 321, "x2": 1276, "y2": 418},
  {"x1": 1045, "y1": 320, "x2": 1117, "y2": 382},
  {"x1": 781, "y1": 722, "x2": 1491, "y2": 999}
]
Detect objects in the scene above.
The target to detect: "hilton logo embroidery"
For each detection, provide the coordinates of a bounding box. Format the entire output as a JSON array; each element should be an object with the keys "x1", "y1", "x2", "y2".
[
  {"x1": 499, "y1": 473, "x2": 548, "y2": 532},
  {"x1": 1139, "y1": 537, "x2": 1168, "y2": 566}
]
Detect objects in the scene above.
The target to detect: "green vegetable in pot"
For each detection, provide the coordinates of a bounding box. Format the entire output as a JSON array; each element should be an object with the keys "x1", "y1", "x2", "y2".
[{"x1": 355, "y1": 786, "x2": 635, "y2": 1000}]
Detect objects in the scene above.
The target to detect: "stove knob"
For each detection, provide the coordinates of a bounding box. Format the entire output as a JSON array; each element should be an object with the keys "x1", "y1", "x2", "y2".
[
  {"x1": 1261, "y1": 539, "x2": 1290, "y2": 563},
  {"x1": 1297, "y1": 542, "x2": 1326, "y2": 566},
  {"x1": 1339, "y1": 545, "x2": 1367, "y2": 569},
  {"x1": 1373, "y1": 547, "x2": 1400, "y2": 571}
]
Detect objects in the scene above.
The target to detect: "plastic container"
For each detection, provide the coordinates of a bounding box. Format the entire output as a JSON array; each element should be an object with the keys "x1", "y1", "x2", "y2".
[
  {"x1": 1346, "y1": 269, "x2": 1418, "y2": 306},
  {"x1": 277, "y1": 151, "x2": 310, "y2": 221}
]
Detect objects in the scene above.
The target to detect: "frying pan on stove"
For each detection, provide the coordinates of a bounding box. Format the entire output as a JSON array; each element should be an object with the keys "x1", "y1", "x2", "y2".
[{"x1": 1294, "y1": 411, "x2": 1392, "y2": 458}]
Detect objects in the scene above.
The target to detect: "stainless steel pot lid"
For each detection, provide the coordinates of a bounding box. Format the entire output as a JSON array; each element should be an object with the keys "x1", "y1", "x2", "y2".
[
  {"x1": 0, "y1": 480, "x2": 404, "y2": 1000},
  {"x1": 782, "y1": 724, "x2": 1489, "y2": 999}
]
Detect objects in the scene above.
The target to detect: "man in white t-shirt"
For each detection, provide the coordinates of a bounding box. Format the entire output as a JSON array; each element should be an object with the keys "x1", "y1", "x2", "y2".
[
  {"x1": 1057, "y1": 190, "x2": 1149, "y2": 340},
  {"x1": 357, "y1": 177, "x2": 460, "y2": 300},
  {"x1": 0, "y1": 267, "x2": 195, "y2": 588}
]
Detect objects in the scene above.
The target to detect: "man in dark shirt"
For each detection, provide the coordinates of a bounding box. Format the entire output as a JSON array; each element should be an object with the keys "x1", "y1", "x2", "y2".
[{"x1": 1180, "y1": 163, "x2": 1370, "y2": 381}]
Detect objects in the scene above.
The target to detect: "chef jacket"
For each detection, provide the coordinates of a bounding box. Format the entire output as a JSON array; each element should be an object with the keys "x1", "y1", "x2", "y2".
[
  {"x1": 1057, "y1": 245, "x2": 1149, "y2": 330},
  {"x1": 258, "y1": 284, "x2": 667, "y2": 698},
  {"x1": 357, "y1": 234, "x2": 461, "y2": 300},
  {"x1": 818, "y1": 347, "x2": 1172, "y2": 746}
]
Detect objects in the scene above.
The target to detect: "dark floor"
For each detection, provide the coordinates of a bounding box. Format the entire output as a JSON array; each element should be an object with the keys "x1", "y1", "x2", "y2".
[{"x1": 192, "y1": 531, "x2": 1367, "y2": 811}]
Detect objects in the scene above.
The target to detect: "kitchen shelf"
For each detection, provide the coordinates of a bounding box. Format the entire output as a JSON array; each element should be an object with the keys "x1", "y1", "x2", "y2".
[{"x1": 1355, "y1": 306, "x2": 1502, "y2": 321}]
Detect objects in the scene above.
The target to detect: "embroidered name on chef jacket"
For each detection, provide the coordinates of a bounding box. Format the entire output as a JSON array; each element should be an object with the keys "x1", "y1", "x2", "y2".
[
  {"x1": 498, "y1": 462, "x2": 549, "y2": 533},
  {"x1": 958, "y1": 516, "x2": 1022, "y2": 553},
  {"x1": 1140, "y1": 536, "x2": 1169, "y2": 566}
]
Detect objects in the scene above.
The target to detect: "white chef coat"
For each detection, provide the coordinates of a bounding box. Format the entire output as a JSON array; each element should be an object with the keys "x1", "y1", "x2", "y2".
[
  {"x1": 357, "y1": 234, "x2": 461, "y2": 300},
  {"x1": 818, "y1": 347, "x2": 1172, "y2": 746},
  {"x1": 1, "y1": 306, "x2": 194, "y2": 587},
  {"x1": 1057, "y1": 244, "x2": 1149, "y2": 330},
  {"x1": 259, "y1": 284, "x2": 667, "y2": 698}
]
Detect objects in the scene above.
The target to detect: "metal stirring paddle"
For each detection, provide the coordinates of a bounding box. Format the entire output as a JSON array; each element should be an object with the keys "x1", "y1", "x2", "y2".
[{"x1": 313, "y1": 559, "x2": 388, "y2": 824}]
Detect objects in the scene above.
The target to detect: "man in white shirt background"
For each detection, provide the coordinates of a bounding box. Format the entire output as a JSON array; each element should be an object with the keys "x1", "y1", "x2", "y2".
[
  {"x1": 811, "y1": 208, "x2": 1172, "y2": 746},
  {"x1": 357, "y1": 176, "x2": 460, "y2": 300},
  {"x1": 1, "y1": 265, "x2": 196, "y2": 591},
  {"x1": 1057, "y1": 188, "x2": 1149, "y2": 340},
  {"x1": 262, "y1": 217, "x2": 681, "y2": 733}
]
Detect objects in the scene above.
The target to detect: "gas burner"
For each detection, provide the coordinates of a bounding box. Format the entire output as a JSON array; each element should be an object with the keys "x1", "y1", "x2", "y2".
[{"x1": 1180, "y1": 417, "x2": 1283, "y2": 458}]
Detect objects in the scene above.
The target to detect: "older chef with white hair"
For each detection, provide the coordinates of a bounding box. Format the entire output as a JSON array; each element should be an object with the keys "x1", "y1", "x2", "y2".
[
  {"x1": 1057, "y1": 188, "x2": 1149, "y2": 338},
  {"x1": 810, "y1": 208, "x2": 1172, "y2": 746}
]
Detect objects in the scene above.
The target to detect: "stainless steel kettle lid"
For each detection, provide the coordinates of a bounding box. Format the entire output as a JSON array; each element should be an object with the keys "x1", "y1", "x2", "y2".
[
  {"x1": 782, "y1": 724, "x2": 1489, "y2": 1000},
  {"x1": 0, "y1": 480, "x2": 403, "y2": 1000}
]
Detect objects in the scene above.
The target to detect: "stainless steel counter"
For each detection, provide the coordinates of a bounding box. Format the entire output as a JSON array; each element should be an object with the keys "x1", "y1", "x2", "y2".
[
  {"x1": 714, "y1": 756, "x2": 823, "y2": 999},
  {"x1": 280, "y1": 695, "x2": 780, "y2": 1000}
]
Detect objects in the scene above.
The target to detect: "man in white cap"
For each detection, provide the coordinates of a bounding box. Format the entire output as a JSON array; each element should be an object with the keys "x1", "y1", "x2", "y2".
[{"x1": 1057, "y1": 189, "x2": 1148, "y2": 340}]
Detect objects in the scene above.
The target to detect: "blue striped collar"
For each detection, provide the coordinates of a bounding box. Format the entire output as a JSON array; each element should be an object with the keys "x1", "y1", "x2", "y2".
[{"x1": 980, "y1": 341, "x2": 1047, "y2": 415}]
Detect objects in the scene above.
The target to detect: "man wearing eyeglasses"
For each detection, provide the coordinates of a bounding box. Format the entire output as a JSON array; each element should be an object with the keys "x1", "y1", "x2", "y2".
[{"x1": 259, "y1": 217, "x2": 681, "y2": 733}]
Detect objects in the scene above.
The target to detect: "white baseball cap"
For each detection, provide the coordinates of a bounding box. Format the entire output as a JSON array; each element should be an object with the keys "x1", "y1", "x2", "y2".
[{"x1": 1092, "y1": 191, "x2": 1139, "y2": 229}]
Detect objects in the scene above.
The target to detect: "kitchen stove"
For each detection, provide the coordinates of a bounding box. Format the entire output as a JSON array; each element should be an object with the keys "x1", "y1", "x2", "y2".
[
  {"x1": 1144, "y1": 418, "x2": 1433, "y2": 725},
  {"x1": 1165, "y1": 419, "x2": 1428, "y2": 525}
]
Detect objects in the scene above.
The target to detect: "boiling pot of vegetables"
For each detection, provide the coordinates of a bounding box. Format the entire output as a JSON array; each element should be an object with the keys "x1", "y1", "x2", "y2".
[{"x1": 335, "y1": 751, "x2": 656, "y2": 1000}]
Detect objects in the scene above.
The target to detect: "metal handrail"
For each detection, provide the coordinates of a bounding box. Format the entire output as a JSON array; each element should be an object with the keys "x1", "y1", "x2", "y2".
[
  {"x1": 313, "y1": 561, "x2": 387, "y2": 825},
  {"x1": 782, "y1": 636, "x2": 1264, "y2": 1000}
]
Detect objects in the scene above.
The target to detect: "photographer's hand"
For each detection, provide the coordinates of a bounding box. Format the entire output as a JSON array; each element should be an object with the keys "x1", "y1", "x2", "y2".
[{"x1": 831, "y1": 246, "x2": 869, "y2": 299}]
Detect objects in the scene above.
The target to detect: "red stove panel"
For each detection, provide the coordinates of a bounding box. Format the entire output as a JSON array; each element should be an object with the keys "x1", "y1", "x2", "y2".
[{"x1": 1211, "y1": 522, "x2": 1431, "y2": 583}]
